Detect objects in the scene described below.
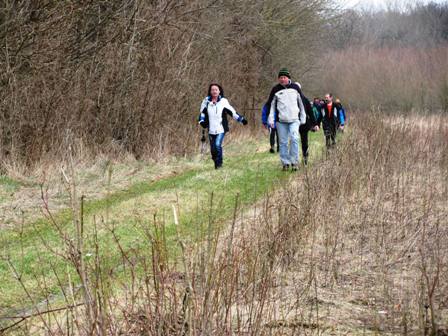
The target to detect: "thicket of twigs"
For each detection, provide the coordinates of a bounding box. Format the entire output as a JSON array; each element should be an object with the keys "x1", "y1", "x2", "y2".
[{"x1": 0, "y1": 0, "x2": 328, "y2": 168}]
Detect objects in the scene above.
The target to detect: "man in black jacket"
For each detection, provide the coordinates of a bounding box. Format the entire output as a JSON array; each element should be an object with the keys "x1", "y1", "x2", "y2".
[
  {"x1": 319, "y1": 93, "x2": 339, "y2": 148},
  {"x1": 267, "y1": 69, "x2": 306, "y2": 171}
]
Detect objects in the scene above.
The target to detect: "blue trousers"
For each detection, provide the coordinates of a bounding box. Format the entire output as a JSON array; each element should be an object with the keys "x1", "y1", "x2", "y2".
[
  {"x1": 276, "y1": 120, "x2": 300, "y2": 165},
  {"x1": 209, "y1": 133, "x2": 225, "y2": 169}
]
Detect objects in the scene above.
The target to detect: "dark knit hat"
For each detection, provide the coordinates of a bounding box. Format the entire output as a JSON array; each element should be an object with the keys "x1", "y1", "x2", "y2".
[{"x1": 278, "y1": 68, "x2": 291, "y2": 78}]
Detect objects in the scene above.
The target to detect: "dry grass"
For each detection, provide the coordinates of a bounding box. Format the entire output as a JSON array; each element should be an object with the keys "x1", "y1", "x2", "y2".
[
  {"x1": 0, "y1": 131, "x2": 265, "y2": 230},
  {"x1": 241, "y1": 112, "x2": 448, "y2": 334},
  {"x1": 0, "y1": 151, "x2": 192, "y2": 230},
  {"x1": 2, "y1": 112, "x2": 447, "y2": 335}
]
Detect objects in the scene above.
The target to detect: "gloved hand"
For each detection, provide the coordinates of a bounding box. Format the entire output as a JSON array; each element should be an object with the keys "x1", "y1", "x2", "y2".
[
  {"x1": 241, "y1": 118, "x2": 248, "y2": 125},
  {"x1": 199, "y1": 121, "x2": 207, "y2": 129}
]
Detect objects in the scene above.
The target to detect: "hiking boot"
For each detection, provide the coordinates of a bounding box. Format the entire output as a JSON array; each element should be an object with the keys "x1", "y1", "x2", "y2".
[
  {"x1": 282, "y1": 164, "x2": 289, "y2": 171},
  {"x1": 291, "y1": 164, "x2": 298, "y2": 171},
  {"x1": 303, "y1": 157, "x2": 308, "y2": 166},
  {"x1": 269, "y1": 147, "x2": 275, "y2": 153}
]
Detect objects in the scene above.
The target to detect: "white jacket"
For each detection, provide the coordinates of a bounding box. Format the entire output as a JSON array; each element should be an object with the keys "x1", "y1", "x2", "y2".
[{"x1": 199, "y1": 97, "x2": 242, "y2": 134}]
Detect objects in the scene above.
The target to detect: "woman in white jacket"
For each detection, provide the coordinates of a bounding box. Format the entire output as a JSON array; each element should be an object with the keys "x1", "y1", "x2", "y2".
[{"x1": 198, "y1": 83, "x2": 248, "y2": 169}]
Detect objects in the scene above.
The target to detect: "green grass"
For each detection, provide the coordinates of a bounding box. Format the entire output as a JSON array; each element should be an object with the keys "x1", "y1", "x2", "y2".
[
  {"x1": 0, "y1": 176, "x2": 24, "y2": 203},
  {"x1": 0, "y1": 133, "x2": 325, "y2": 317},
  {"x1": 0, "y1": 176, "x2": 23, "y2": 190}
]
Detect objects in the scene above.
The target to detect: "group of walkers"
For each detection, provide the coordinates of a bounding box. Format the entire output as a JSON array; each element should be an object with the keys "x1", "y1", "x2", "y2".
[
  {"x1": 312, "y1": 95, "x2": 346, "y2": 149},
  {"x1": 198, "y1": 68, "x2": 346, "y2": 170}
]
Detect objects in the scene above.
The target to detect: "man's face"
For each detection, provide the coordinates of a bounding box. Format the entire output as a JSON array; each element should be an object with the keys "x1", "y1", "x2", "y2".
[
  {"x1": 278, "y1": 75, "x2": 290, "y2": 86},
  {"x1": 324, "y1": 94, "x2": 332, "y2": 103}
]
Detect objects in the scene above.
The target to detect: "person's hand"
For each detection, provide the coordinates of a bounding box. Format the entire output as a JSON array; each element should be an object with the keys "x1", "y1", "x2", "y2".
[
  {"x1": 313, "y1": 125, "x2": 319, "y2": 132},
  {"x1": 339, "y1": 125, "x2": 344, "y2": 131},
  {"x1": 269, "y1": 122, "x2": 275, "y2": 129},
  {"x1": 241, "y1": 118, "x2": 248, "y2": 125}
]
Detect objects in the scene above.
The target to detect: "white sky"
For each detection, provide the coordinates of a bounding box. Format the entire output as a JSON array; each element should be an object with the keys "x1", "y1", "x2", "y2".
[{"x1": 339, "y1": 0, "x2": 447, "y2": 10}]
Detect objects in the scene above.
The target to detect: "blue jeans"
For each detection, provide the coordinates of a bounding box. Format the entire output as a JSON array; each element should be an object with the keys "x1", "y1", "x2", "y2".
[
  {"x1": 209, "y1": 133, "x2": 225, "y2": 168},
  {"x1": 276, "y1": 120, "x2": 300, "y2": 165}
]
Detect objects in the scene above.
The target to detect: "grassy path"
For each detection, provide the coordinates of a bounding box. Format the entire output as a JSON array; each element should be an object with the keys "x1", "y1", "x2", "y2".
[{"x1": 0, "y1": 133, "x2": 324, "y2": 317}]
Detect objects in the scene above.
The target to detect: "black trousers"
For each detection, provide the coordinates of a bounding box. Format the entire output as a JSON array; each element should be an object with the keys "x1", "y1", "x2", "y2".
[
  {"x1": 299, "y1": 127, "x2": 309, "y2": 159},
  {"x1": 323, "y1": 124, "x2": 336, "y2": 148},
  {"x1": 269, "y1": 128, "x2": 279, "y2": 151}
]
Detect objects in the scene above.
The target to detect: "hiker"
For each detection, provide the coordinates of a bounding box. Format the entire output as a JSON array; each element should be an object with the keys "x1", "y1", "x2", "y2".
[
  {"x1": 334, "y1": 98, "x2": 346, "y2": 132},
  {"x1": 312, "y1": 98, "x2": 322, "y2": 123},
  {"x1": 267, "y1": 68, "x2": 306, "y2": 171},
  {"x1": 198, "y1": 83, "x2": 248, "y2": 169},
  {"x1": 319, "y1": 93, "x2": 338, "y2": 148},
  {"x1": 296, "y1": 83, "x2": 319, "y2": 165},
  {"x1": 261, "y1": 103, "x2": 279, "y2": 153}
]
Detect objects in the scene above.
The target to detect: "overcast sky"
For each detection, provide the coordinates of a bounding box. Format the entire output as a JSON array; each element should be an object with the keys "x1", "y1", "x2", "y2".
[{"x1": 339, "y1": 0, "x2": 447, "y2": 10}]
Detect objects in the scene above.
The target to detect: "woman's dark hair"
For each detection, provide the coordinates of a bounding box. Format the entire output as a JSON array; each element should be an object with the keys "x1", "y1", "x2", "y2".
[{"x1": 207, "y1": 83, "x2": 224, "y2": 97}]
